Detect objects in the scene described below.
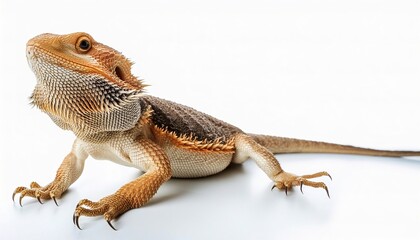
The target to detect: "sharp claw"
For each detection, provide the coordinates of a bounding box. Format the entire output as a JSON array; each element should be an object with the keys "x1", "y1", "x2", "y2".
[
  {"x1": 73, "y1": 213, "x2": 76, "y2": 225},
  {"x1": 52, "y1": 196, "x2": 59, "y2": 206},
  {"x1": 107, "y1": 220, "x2": 117, "y2": 231},
  {"x1": 75, "y1": 215, "x2": 82, "y2": 230},
  {"x1": 324, "y1": 186, "x2": 330, "y2": 199},
  {"x1": 19, "y1": 195, "x2": 24, "y2": 207},
  {"x1": 327, "y1": 173, "x2": 332, "y2": 181},
  {"x1": 36, "y1": 196, "x2": 43, "y2": 204},
  {"x1": 285, "y1": 187, "x2": 288, "y2": 196},
  {"x1": 271, "y1": 185, "x2": 276, "y2": 191},
  {"x1": 12, "y1": 187, "x2": 26, "y2": 203},
  {"x1": 300, "y1": 182, "x2": 304, "y2": 194}
]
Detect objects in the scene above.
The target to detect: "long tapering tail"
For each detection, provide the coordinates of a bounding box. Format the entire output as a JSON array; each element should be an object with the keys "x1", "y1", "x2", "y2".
[{"x1": 250, "y1": 134, "x2": 420, "y2": 157}]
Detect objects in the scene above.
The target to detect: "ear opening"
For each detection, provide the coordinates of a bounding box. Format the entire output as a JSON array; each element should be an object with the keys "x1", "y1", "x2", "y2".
[
  {"x1": 115, "y1": 66, "x2": 125, "y2": 81},
  {"x1": 112, "y1": 64, "x2": 145, "y2": 91}
]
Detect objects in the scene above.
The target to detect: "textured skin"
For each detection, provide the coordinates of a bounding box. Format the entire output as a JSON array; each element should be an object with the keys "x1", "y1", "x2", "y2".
[
  {"x1": 13, "y1": 32, "x2": 420, "y2": 230},
  {"x1": 250, "y1": 134, "x2": 420, "y2": 157},
  {"x1": 140, "y1": 95, "x2": 241, "y2": 143},
  {"x1": 140, "y1": 95, "x2": 240, "y2": 178}
]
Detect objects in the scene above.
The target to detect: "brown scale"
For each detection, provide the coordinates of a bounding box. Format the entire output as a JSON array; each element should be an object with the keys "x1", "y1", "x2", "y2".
[{"x1": 139, "y1": 95, "x2": 242, "y2": 145}]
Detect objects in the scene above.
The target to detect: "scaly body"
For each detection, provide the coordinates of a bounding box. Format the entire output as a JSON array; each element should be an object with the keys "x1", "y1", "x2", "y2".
[{"x1": 13, "y1": 32, "x2": 420, "y2": 230}]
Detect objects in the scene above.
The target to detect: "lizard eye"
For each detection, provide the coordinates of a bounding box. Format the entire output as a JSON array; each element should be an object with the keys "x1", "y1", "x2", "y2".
[{"x1": 76, "y1": 36, "x2": 91, "y2": 52}]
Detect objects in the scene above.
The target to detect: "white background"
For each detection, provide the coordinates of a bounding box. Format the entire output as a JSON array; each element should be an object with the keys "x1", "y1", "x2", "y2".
[{"x1": 1, "y1": 0, "x2": 420, "y2": 239}]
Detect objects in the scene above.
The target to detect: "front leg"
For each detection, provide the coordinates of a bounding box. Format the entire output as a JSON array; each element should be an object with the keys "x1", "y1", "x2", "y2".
[
  {"x1": 13, "y1": 139, "x2": 88, "y2": 206},
  {"x1": 73, "y1": 139, "x2": 171, "y2": 230}
]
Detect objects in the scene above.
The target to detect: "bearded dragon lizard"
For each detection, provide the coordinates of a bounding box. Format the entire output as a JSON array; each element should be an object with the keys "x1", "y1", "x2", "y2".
[{"x1": 13, "y1": 32, "x2": 420, "y2": 230}]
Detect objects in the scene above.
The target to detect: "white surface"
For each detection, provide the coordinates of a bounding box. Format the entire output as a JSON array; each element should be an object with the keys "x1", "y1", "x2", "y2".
[{"x1": 1, "y1": 0, "x2": 420, "y2": 239}]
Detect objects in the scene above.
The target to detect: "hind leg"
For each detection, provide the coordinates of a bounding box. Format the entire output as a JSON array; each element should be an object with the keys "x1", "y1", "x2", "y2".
[{"x1": 233, "y1": 134, "x2": 331, "y2": 197}]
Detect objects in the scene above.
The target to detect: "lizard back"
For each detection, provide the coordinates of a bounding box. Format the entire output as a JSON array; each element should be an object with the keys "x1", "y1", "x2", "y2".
[
  {"x1": 139, "y1": 95, "x2": 242, "y2": 178},
  {"x1": 139, "y1": 95, "x2": 242, "y2": 144}
]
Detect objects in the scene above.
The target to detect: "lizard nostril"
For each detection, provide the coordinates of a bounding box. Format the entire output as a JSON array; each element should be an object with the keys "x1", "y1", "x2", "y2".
[{"x1": 26, "y1": 48, "x2": 33, "y2": 56}]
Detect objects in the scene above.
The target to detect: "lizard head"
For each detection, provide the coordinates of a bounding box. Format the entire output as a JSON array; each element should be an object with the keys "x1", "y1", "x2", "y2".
[
  {"x1": 27, "y1": 32, "x2": 144, "y2": 90},
  {"x1": 26, "y1": 32, "x2": 144, "y2": 135}
]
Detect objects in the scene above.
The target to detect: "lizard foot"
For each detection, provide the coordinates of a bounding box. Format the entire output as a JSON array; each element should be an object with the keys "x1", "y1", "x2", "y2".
[
  {"x1": 13, "y1": 181, "x2": 65, "y2": 206},
  {"x1": 73, "y1": 193, "x2": 132, "y2": 231},
  {"x1": 271, "y1": 171, "x2": 332, "y2": 197}
]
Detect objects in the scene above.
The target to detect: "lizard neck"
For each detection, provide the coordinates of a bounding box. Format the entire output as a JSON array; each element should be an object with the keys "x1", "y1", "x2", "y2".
[{"x1": 30, "y1": 64, "x2": 143, "y2": 137}]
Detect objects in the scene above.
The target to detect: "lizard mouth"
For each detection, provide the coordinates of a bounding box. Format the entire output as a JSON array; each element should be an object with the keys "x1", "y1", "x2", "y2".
[
  {"x1": 26, "y1": 45, "x2": 41, "y2": 68},
  {"x1": 26, "y1": 44, "x2": 98, "y2": 73},
  {"x1": 26, "y1": 45, "x2": 39, "y2": 70},
  {"x1": 25, "y1": 44, "x2": 139, "y2": 91}
]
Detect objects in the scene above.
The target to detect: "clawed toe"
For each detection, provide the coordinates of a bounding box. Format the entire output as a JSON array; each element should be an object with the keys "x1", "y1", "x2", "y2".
[
  {"x1": 18, "y1": 189, "x2": 37, "y2": 207},
  {"x1": 73, "y1": 204, "x2": 117, "y2": 231},
  {"x1": 301, "y1": 171, "x2": 332, "y2": 181},
  {"x1": 300, "y1": 178, "x2": 330, "y2": 198},
  {"x1": 272, "y1": 171, "x2": 332, "y2": 198},
  {"x1": 12, "y1": 187, "x2": 26, "y2": 202},
  {"x1": 73, "y1": 194, "x2": 131, "y2": 231},
  {"x1": 12, "y1": 182, "x2": 63, "y2": 206}
]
